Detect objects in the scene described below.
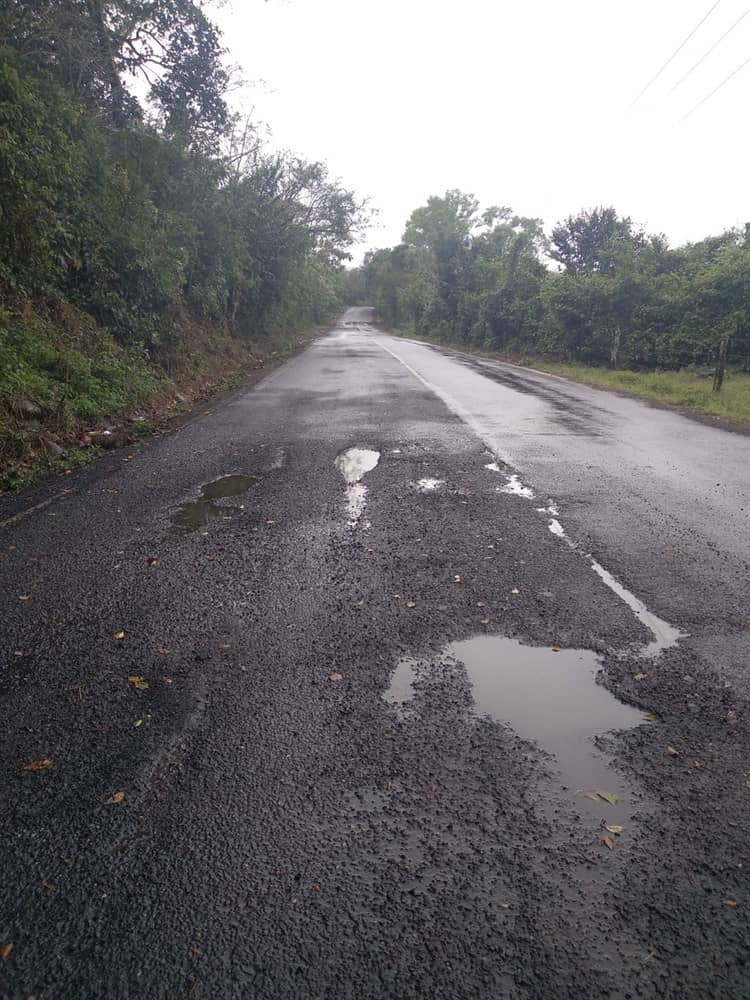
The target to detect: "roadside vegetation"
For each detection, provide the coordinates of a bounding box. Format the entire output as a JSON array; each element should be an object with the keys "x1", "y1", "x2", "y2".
[
  {"x1": 0, "y1": 1, "x2": 365, "y2": 488},
  {"x1": 347, "y1": 193, "x2": 750, "y2": 424}
]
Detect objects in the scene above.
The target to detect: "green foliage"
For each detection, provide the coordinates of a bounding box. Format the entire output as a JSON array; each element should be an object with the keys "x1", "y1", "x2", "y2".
[
  {"x1": 0, "y1": 309, "x2": 169, "y2": 426},
  {"x1": 351, "y1": 199, "x2": 750, "y2": 380}
]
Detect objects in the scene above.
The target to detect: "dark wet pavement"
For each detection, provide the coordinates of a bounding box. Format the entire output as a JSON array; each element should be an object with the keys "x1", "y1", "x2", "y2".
[{"x1": 1, "y1": 307, "x2": 749, "y2": 999}]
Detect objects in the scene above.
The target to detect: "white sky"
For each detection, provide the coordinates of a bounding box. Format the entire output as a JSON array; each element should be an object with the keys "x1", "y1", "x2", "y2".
[{"x1": 213, "y1": 0, "x2": 749, "y2": 259}]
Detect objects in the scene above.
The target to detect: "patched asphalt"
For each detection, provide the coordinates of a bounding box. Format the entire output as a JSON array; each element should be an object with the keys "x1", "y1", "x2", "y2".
[{"x1": 1, "y1": 309, "x2": 749, "y2": 999}]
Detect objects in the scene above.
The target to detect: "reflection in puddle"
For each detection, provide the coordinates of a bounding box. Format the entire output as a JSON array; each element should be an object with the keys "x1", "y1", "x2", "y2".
[
  {"x1": 416, "y1": 478, "x2": 444, "y2": 492},
  {"x1": 173, "y1": 475, "x2": 256, "y2": 531},
  {"x1": 384, "y1": 636, "x2": 645, "y2": 824},
  {"x1": 499, "y1": 474, "x2": 535, "y2": 499},
  {"x1": 335, "y1": 447, "x2": 380, "y2": 527}
]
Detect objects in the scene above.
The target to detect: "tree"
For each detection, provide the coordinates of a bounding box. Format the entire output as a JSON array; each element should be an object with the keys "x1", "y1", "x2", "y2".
[
  {"x1": 1, "y1": 0, "x2": 230, "y2": 145},
  {"x1": 403, "y1": 190, "x2": 478, "y2": 326},
  {"x1": 550, "y1": 207, "x2": 645, "y2": 277}
]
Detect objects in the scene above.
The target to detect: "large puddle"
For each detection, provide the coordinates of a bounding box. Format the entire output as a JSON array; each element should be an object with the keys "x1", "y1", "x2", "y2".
[
  {"x1": 384, "y1": 636, "x2": 645, "y2": 824},
  {"x1": 173, "y1": 475, "x2": 256, "y2": 530}
]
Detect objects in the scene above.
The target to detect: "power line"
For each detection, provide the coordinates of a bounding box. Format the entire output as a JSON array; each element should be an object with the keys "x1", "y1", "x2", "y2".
[
  {"x1": 681, "y1": 52, "x2": 750, "y2": 119},
  {"x1": 668, "y1": 7, "x2": 750, "y2": 94},
  {"x1": 630, "y1": 0, "x2": 722, "y2": 107}
]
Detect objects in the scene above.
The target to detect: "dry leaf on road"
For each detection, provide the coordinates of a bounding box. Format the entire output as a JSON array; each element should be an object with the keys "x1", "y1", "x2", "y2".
[
  {"x1": 127, "y1": 675, "x2": 149, "y2": 690},
  {"x1": 1, "y1": 943, "x2": 12, "y2": 960},
  {"x1": 606, "y1": 824, "x2": 625, "y2": 834},
  {"x1": 114, "y1": 630, "x2": 125, "y2": 640},
  {"x1": 596, "y1": 790, "x2": 618, "y2": 805},
  {"x1": 666, "y1": 745, "x2": 679, "y2": 755},
  {"x1": 604, "y1": 836, "x2": 616, "y2": 849},
  {"x1": 103, "y1": 790, "x2": 125, "y2": 805},
  {"x1": 23, "y1": 759, "x2": 52, "y2": 772},
  {"x1": 328, "y1": 673, "x2": 343, "y2": 682}
]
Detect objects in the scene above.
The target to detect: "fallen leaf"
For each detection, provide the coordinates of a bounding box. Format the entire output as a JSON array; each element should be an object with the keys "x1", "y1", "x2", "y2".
[
  {"x1": 127, "y1": 675, "x2": 149, "y2": 690},
  {"x1": 634, "y1": 672, "x2": 648, "y2": 681},
  {"x1": 666, "y1": 745, "x2": 679, "y2": 755},
  {"x1": 133, "y1": 719, "x2": 142, "y2": 728},
  {"x1": 643, "y1": 712, "x2": 656, "y2": 721},
  {"x1": 103, "y1": 790, "x2": 125, "y2": 805},
  {"x1": 114, "y1": 630, "x2": 125, "y2": 640},
  {"x1": 511, "y1": 587, "x2": 520, "y2": 595},
  {"x1": 499, "y1": 902, "x2": 511, "y2": 909},
  {"x1": 596, "y1": 789, "x2": 618, "y2": 805},
  {"x1": 328, "y1": 673, "x2": 343, "y2": 682},
  {"x1": 454, "y1": 575, "x2": 461, "y2": 584},
  {"x1": 603, "y1": 835, "x2": 616, "y2": 850},
  {"x1": 23, "y1": 759, "x2": 52, "y2": 772},
  {"x1": 19, "y1": 594, "x2": 31, "y2": 602},
  {"x1": 406, "y1": 600, "x2": 416, "y2": 608},
  {"x1": 158, "y1": 648, "x2": 172, "y2": 655},
  {"x1": 12, "y1": 649, "x2": 23, "y2": 657},
  {"x1": 724, "y1": 680, "x2": 733, "y2": 688},
  {"x1": 606, "y1": 824, "x2": 625, "y2": 834},
  {"x1": 576, "y1": 790, "x2": 600, "y2": 802},
  {"x1": 723, "y1": 900, "x2": 737, "y2": 907},
  {"x1": 1, "y1": 943, "x2": 12, "y2": 960},
  {"x1": 550, "y1": 646, "x2": 560, "y2": 652},
  {"x1": 147, "y1": 557, "x2": 157, "y2": 566},
  {"x1": 480, "y1": 617, "x2": 490, "y2": 625},
  {"x1": 219, "y1": 643, "x2": 233, "y2": 649}
]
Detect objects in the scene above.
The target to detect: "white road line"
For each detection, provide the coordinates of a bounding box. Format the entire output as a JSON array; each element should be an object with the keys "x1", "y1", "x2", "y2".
[
  {"x1": 0, "y1": 493, "x2": 69, "y2": 530},
  {"x1": 377, "y1": 336, "x2": 684, "y2": 658}
]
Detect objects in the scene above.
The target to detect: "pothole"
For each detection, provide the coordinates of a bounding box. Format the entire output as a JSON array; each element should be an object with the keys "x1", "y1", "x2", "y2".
[
  {"x1": 172, "y1": 475, "x2": 256, "y2": 531},
  {"x1": 384, "y1": 636, "x2": 646, "y2": 825},
  {"x1": 335, "y1": 447, "x2": 380, "y2": 527}
]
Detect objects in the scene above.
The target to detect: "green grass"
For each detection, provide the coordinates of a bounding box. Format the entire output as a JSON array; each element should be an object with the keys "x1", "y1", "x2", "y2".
[
  {"x1": 0, "y1": 310, "x2": 169, "y2": 422},
  {"x1": 0, "y1": 446, "x2": 101, "y2": 493}
]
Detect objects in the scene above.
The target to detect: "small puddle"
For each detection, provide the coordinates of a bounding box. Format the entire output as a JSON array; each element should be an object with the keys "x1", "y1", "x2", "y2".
[
  {"x1": 499, "y1": 474, "x2": 535, "y2": 499},
  {"x1": 385, "y1": 636, "x2": 645, "y2": 824},
  {"x1": 335, "y1": 447, "x2": 380, "y2": 527},
  {"x1": 416, "y1": 478, "x2": 444, "y2": 492},
  {"x1": 173, "y1": 475, "x2": 256, "y2": 531}
]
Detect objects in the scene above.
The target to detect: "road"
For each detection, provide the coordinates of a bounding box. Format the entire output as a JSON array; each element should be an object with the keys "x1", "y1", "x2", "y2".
[{"x1": 1, "y1": 307, "x2": 749, "y2": 999}]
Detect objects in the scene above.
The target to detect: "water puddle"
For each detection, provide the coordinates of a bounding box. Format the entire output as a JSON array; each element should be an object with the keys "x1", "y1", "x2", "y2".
[
  {"x1": 384, "y1": 636, "x2": 646, "y2": 824},
  {"x1": 173, "y1": 475, "x2": 256, "y2": 531},
  {"x1": 415, "y1": 478, "x2": 444, "y2": 492},
  {"x1": 499, "y1": 474, "x2": 535, "y2": 499},
  {"x1": 335, "y1": 447, "x2": 380, "y2": 527}
]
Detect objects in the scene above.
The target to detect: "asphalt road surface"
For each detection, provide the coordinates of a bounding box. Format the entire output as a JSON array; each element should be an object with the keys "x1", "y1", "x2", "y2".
[{"x1": 2, "y1": 307, "x2": 749, "y2": 999}]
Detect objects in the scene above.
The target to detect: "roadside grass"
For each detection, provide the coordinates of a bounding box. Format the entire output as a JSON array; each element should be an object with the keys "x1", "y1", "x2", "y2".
[{"x1": 388, "y1": 327, "x2": 750, "y2": 427}]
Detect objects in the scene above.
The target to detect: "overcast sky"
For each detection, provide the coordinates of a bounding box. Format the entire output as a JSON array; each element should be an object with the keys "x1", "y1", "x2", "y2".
[{"x1": 213, "y1": 0, "x2": 749, "y2": 259}]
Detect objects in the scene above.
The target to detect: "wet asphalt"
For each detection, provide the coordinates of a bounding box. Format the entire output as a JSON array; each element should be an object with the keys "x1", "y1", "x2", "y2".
[{"x1": 1, "y1": 307, "x2": 749, "y2": 999}]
